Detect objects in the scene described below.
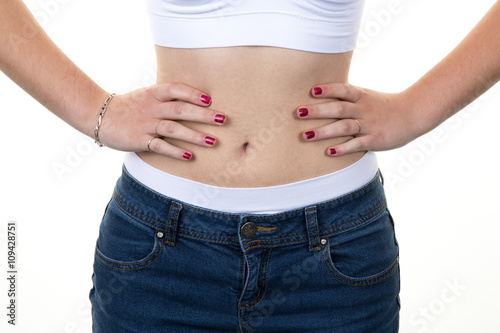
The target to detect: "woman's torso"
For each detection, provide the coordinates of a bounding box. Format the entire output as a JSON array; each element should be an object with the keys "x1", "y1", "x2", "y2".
[{"x1": 138, "y1": 46, "x2": 365, "y2": 187}]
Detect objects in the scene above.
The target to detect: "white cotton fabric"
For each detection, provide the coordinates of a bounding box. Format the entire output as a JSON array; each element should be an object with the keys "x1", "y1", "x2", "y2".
[
  {"x1": 145, "y1": 0, "x2": 366, "y2": 53},
  {"x1": 123, "y1": 151, "x2": 379, "y2": 214}
]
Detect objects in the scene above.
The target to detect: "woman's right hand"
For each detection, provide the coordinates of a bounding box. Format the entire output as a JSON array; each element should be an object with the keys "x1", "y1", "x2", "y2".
[{"x1": 97, "y1": 83, "x2": 226, "y2": 160}]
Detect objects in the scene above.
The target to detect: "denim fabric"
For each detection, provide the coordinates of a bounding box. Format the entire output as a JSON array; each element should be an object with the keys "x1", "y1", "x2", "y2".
[{"x1": 89, "y1": 166, "x2": 400, "y2": 332}]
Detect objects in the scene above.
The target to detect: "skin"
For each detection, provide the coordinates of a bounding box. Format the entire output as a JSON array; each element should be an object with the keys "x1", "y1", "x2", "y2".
[
  {"x1": 304, "y1": 1, "x2": 500, "y2": 156},
  {"x1": 137, "y1": 46, "x2": 363, "y2": 186},
  {"x1": 1, "y1": 0, "x2": 499, "y2": 187}
]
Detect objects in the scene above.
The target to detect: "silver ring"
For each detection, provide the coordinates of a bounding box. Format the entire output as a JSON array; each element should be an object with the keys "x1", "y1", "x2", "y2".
[
  {"x1": 147, "y1": 136, "x2": 157, "y2": 152},
  {"x1": 354, "y1": 119, "x2": 361, "y2": 135}
]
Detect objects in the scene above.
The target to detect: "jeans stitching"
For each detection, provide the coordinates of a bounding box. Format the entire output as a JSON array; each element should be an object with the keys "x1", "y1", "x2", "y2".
[
  {"x1": 178, "y1": 227, "x2": 238, "y2": 240},
  {"x1": 244, "y1": 233, "x2": 306, "y2": 246},
  {"x1": 306, "y1": 207, "x2": 320, "y2": 251},
  {"x1": 177, "y1": 233, "x2": 239, "y2": 245},
  {"x1": 245, "y1": 309, "x2": 250, "y2": 333},
  {"x1": 238, "y1": 251, "x2": 252, "y2": 311},
  {"x1": 171, "y1": 203, "x2": 180, "y2": 245},
  {"x1": 94, "y1": 239, "x2": 164, "y2": 271},
  {"x1": 241, "y1": 257, "x2": 246, "y2": 298},
  {"x1": 320, "y1": 244, "x2": 399, "y2": 286},
  {"x1": 321, "y1": 201, "x2": 387, "y2": 239},
  {"x1": 313, "y1": 208, "x2": 319, "y2": 249},
  {"x1": 124, "y1": 169, "x2": 244, "y2": 217},
  {"x1": 167, "y1": 203, "x2": 173, "y2": 244},
  {"x1": 245, "y1": 239, "x2": 306, "y2": 251},
  {"x1": 123, "y1": 166, "x2": 380, "y2": 219},
  {"x1": 242, "y1": 175, "x2": 379, "y2": 222},
  {"x1": 240, "y1": 248, "x2": 272, "y2": 310},
  {"x1": 113, "y1": 191, "x2": 167, "y2": 227},
  {"x1": 242, "y1": 250, "x2": 266, "y2": 307},
  {"x1": 242, "y1": 200, "x2": 385, "y2": 249},
  {"x1": 306, "y1": 208, "x2": 313, "y2": 251},
  {"x1": 319, "y1": 199, "x2": 386, "y2": 234}
]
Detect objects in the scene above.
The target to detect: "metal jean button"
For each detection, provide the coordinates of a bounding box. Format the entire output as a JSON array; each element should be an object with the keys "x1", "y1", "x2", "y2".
[{"x1": 241, "y1": 222, "x2": 257, "y2": 239}]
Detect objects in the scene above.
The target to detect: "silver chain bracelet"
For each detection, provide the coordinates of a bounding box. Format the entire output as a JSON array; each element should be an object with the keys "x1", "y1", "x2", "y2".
[{"x1": 94, "y1": 93, "x2": 116, "y2": 147}]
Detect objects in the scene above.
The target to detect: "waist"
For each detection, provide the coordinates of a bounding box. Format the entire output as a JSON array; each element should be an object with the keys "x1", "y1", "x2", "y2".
[
  {"x1": 123, "y1": 151, "x2": 378, "y2": 214},
  {"x1": 140, "y1": 46, "x2": 364, "y2": 187}
]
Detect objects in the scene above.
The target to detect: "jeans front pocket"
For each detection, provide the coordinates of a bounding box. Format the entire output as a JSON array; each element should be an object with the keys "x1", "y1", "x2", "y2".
[
  {"x1": 321, "y1": 208, "x2": 399, "y2": 286},
  {"x1": 94, "y1": 197, "x2": 164, "y2": 271}
]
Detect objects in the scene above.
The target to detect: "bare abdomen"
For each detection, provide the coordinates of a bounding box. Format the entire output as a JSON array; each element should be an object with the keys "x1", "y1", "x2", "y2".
[{"x1": 138, "y1": 46, "x2": 365, "y2": 187}]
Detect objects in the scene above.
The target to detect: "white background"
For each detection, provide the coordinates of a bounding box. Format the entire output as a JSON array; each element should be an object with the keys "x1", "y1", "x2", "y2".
[{"x1": 0, "y1": 0, "x2": 499, "y2": 332}]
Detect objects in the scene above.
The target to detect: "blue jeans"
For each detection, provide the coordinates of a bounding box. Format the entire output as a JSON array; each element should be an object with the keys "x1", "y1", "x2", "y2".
[{"x1": 90, "y1": 167, "x2": 400, "y2": 332}]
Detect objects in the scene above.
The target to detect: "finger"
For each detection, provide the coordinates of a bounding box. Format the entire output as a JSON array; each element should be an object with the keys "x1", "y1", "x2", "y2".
[
  {"x1": 156, "y1": 102, "x2": 226, "y2": 125},
  {"x1": 297, "y1": 101, "x2": 358, "y2": 119},
  {"x1": 302, "y1": 119, "x2": 362, "y2": 142},
  {"x1": 150, "y1": 83, "x2": 212, "y2": 106},
  {"x1": 156, "y1": 120, "x2": 217, "y2": 147},
  {"x1": 326, "y1": 138, "x2": 367, "y2": 157},
  {"x1": 311, "y1": 83, "x2": 362, "y2": 103},
  {"x1": 146, "y1": 136, "x2": 194, "y2": 161}
]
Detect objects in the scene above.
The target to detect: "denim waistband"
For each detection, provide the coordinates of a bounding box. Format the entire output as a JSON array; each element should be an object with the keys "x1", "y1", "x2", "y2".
[
  {"x1": 123, "y1": 152, "x2": 379, "y2": 214},
  {"x1": 113, "y1": 165, "x2": 387, "y2": 252}
]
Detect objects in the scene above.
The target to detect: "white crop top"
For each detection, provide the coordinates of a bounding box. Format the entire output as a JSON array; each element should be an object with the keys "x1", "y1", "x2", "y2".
[{"x1": 146, "y1": 0, "x2": 366, "y2": 53}]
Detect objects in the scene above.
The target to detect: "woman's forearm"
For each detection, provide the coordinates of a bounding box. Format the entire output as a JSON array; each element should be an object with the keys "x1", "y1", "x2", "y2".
[
  {"x1": 0, "y1": 0, "x2": 226, "y2": 160},
  {"x1": 299, "y1": 1, "x2": 500, "y2": 156},
  {"x1": 403, "y1": 0, "x2": 500, "y2": 136},
  {"x1": 0, "y1": 0, "x2": 108, "y2": 138}
]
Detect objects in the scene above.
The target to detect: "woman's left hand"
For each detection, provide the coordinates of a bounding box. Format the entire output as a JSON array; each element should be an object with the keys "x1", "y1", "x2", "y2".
[{"x1": 297, "y1": 83, "x2": 422, "y2": 156}]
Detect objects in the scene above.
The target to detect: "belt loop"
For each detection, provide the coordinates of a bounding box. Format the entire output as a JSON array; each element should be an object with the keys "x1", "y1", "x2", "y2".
[
  {"x1": 165, "y1": 202, "x2": 182, "y2": 246},
  {"x1": 305, "y1": 206, "x2": 321, "y2": 252}
]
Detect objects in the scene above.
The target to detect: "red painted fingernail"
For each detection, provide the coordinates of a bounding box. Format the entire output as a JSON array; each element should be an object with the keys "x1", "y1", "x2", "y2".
[
  {"x1": 183, "y1": 152, "x2": 192, "y2": 160},
  {"x1": 200, "y1": 95, "x2": 211, "y2": 105},
  {"x1": 329, "y1": 148, "x2": 337, "y2": 155},
  {"x1": 204, "y1": 136, "x2": 216, "y2": 145},
  {"x1": 313, "y1": 87, "x2": 323, "y2": 96},
  {"x1": 305, "y1": 131, "x2": 315, "y2": 140},
  {"x1": 298, "y1": 108, "x2": 309, "y2": 117},
  {"x1": 214, "y1": 114, "x2": 226, "y2": 124}
]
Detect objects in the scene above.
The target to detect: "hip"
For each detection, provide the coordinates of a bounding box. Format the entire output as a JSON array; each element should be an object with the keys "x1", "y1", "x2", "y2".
[{"x1": 90, "y1": 161, "x2": 400, "y2": 332}]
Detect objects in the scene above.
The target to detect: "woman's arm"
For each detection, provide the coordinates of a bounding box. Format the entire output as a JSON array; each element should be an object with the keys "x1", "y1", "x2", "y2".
[
  {"x1": 297, "y1": 1, "x2": 500, "y2": 156},
  {"x1": 0, "y1": 0, "x2": 225, "y2": 159},
  {"x1": 0, "y1": 0, "x2": 108, "y2": 137}
]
